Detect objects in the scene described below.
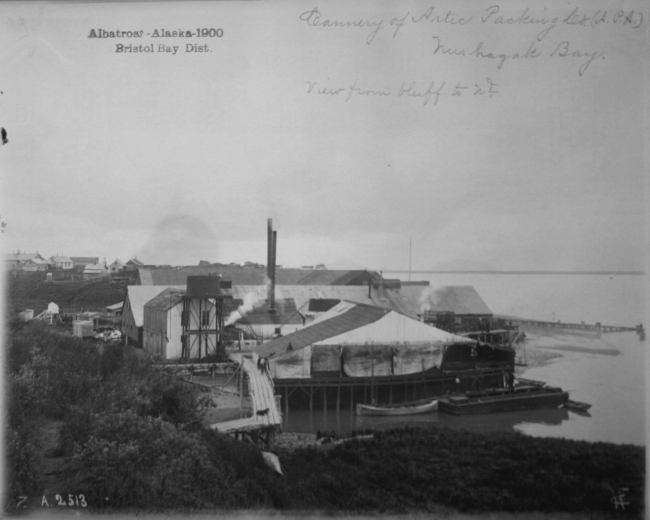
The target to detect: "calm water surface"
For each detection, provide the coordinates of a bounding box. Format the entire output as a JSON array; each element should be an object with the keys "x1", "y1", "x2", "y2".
[{"x1": 282, "y1": 273, "x2": 646, "y2": 446}]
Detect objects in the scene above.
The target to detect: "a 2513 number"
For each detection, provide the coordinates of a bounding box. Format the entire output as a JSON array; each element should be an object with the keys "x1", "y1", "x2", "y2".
[{"x1": 56, "y1": 494, "x2": 87, "y2": 507}]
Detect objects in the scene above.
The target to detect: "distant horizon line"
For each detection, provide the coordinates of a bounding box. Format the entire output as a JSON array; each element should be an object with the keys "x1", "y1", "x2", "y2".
[{"x1": 382, "y1": 269, "x2": 645, "y2": 276}]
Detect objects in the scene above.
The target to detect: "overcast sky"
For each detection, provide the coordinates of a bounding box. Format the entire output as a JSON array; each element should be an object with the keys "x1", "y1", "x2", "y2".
[{"x1": 0, "y1": 0, "x2": 646, "y2": 271}]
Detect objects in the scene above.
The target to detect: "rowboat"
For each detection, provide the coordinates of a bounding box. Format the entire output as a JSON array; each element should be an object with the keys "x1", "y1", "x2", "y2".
[
  {"x1": 563, "y1": 400, "x2": 592, "y2": 412},
  {"x1": 356, "y1": 398, "x2": 439, "y2": 416}
]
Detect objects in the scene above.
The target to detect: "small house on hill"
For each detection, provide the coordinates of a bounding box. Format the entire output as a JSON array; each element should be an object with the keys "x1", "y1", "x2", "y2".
[
  {"x1": 108, "y1": 259, "x2": 125, "y2": 273},
  {"x1": 83, "y1": 263, "x2": 107, "y2": 279},
  {"x1": 22, "y1": 257, "x2": 49, "y2": 271},
  {"x1": 125, "y1": 258, "x2": 146, "y2": 270},
  {"x1": 106, "y1": 302, "x2": 123, "y2": 316},
  {"x1": 4, "y1": 252, "x2": 47, "y2": 270},
  {"x1": 50, "y1": 256, "x2": 74, "y2": 269},
  {"x1": 71, "y1": 257, "x2": 99, "y2": 267}
]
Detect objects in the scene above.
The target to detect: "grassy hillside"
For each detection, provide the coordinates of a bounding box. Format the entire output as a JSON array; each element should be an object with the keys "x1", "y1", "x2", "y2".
[
  {"x1": 6, "y1": 321, "x2": 645, "y2": 516},
  {"x1": 6, "y1": 269, "x2": 137, "y2": 315}
]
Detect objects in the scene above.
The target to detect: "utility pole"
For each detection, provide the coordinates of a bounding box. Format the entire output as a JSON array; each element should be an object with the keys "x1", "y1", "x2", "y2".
[{"x1": 408, "y1": 235, "x2": 412, "y2": 282}]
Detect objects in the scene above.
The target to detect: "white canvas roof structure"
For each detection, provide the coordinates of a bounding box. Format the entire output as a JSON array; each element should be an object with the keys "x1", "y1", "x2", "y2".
[{"x1": 255, "y1": 301, "x2": 475, "y2": 379}]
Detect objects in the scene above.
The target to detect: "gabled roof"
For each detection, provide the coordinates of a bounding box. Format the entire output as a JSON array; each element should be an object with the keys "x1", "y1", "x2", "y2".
[
  {"x1": 144, "y1": 288, "x2": 186, "y2": 312},
  {"x1": 127, "y1": 258, "x2": 145, "y2": 266},
  {"x1": 83, "y1": 263, "x2": 105, "y2": 273},
  {"x1": 25, "y1": 257, "x2": 47, "y2": 265},
  {"x1": 106, "y1": 302, "x2": 124, "y2": 311},
  {"x1": 109, "y1": 259, "x2": 125, "y2": 266},
  {"x1": 50, "y1": 256, "x2": 73, "y2": 263},
  {"x1": 255, "y1": 302, "x2": 390, "y2": 356},
  {"x1": 5, "y1": 252, "x2": 43, "y2": 262},
  {"x1": 124, "y1": 285, "x2": 185, "y2": 327}
]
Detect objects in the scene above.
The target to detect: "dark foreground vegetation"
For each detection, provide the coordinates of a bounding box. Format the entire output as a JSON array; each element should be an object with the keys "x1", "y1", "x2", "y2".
[{"x1": 6, "y1": 320, "x2": 645, "y2": 516}]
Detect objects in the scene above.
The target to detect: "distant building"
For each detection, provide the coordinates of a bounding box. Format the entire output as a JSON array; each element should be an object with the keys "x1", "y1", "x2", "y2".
[
  {"x1": 106, "y1": 302, "x2": 123, "y2": 316},
  {"x1": 125, "y1": 257, "x2": 146, "y2": 270},
  {"x1": 4, "y1": 252, "x2": 47, "y2": 270},
  {"x1": 108, "y1": 259, "x2": 125, "y2": 273},
  {"x1": 82, "y1": 263, "x2": 107, "y2": 279},
  {"x1": 22, "y1": 257, "x2": 49, "y2": 271},
  {"x1": 122, "y1": 285, "x2": 185, "y2": 347},
  {"x1": 71, "y1": 256, "x2": 99, "y2": 267},
  {"x1": 50, "y1": 256, "x2": 74, "y2": 269}
]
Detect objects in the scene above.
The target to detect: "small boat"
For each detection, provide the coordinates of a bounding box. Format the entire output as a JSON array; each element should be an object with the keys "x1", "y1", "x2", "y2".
[
  {"x1": 356, "y1": 398, "x2": 438, "y2": 416},
  {"x1": 563, "y1": 400, "x2": 592, "y2": 412},
  {"x1": 515, "y1": 377, "x2": 547, "y2": 387},
  {"x1": 438, "y1": 386, "x2": 569, "y2": 416}
]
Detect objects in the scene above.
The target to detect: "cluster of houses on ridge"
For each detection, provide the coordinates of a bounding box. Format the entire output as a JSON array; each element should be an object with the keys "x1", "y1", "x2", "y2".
[{"x1": 4, "y1": 251, "x2": 146, "y2": 279}]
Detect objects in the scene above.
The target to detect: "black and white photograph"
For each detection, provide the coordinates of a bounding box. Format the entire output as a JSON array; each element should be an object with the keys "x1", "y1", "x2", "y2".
[{"x1": 1, "y1": 0, "x2": 647, "y2": 517}]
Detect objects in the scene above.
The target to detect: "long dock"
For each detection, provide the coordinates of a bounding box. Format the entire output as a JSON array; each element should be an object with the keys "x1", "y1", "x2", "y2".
[
  {"x1": 211, "y1": 354, "x2": 281, "y2": 446},
  {"x1": 504, "y1": 319, "x2": 641, "y2": 333}
]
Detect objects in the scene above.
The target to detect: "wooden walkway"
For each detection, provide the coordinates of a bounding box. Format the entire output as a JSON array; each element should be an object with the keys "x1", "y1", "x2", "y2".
[
  {"x1": 211, "y1": 354, "x2": 281, "y2": 439},
  {"x1": 506, "y1": 319, "x2": 641, "y2": 333}
]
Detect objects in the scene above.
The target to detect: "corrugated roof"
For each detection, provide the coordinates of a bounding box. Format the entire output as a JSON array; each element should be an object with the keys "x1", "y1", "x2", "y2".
[
  {"x1": 125, "y1": 285, "x2": 185, "y2": 327},
  {"x1": 71, "y1": 257, "x2": 99, "y2": 264},
  {"x1": 137, "y1": 266, "x2": 380, "y2": 287},
  {"x1": 144, "y1": 288, "x2": 186, "y2": 311},
  {"x1": 231, "y1": 285, "x2": 389, "y2": 313},
  {"x1": 51, "y1": 256, "x2": 73, "y2": 263},
  {"x1": 255, "y1": 302, "x2": 390, "y2": 357}
]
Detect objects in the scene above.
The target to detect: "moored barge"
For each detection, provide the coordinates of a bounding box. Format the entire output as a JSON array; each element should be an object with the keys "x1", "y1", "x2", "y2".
[{"x1": 438, "y1": 385, "x2": 569, "y2": 415}]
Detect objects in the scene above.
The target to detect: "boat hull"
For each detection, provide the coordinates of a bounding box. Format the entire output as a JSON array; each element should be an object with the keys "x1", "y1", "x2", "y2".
[
  {"x1": 356, "y1": 399, "x2": 438, "y2": 416},
  {"x1": 439, "y1": 387, "x2": 569, "y2": 416}
]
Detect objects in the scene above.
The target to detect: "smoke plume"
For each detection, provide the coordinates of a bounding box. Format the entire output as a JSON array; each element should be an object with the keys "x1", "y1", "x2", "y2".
[{"x1": 225, "y1": 291, "x2": 264, "y2": 326}]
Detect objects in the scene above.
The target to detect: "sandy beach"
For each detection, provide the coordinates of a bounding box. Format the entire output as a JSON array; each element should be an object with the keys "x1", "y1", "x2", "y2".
[{"x1": 514, "y1": 326, "x2": 623, "y2": 375}]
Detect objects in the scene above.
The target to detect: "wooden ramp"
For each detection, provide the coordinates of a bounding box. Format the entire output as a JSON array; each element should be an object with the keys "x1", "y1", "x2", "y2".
[{"x1": 211, "y1": 354, "x2": 281, "y2": 441}]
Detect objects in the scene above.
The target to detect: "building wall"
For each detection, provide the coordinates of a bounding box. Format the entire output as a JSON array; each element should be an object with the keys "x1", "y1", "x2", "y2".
[
  {"x1": 143, "y1": 305, "x2": 167, "y2": 359},
  {"x1": 122, "y1": 297, "x2": 141, "y2": 347},
  {"x1": 143, "y1": 302, "x2": 184, "y2": 360}
]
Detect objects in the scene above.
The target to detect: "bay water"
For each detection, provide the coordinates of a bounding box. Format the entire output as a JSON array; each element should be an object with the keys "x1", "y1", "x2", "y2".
[{"x1": 282, "y1": 272, "x2": 647, "y2": 446}]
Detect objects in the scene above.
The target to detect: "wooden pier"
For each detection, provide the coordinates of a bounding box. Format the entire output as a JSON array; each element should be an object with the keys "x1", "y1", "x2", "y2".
[
  {"x1": 211, "y1": 354, "x2": 281, "y2": 447},
  {"x1": 273, "y1": 367, "x2": 510, "y2": 414},
  {"x1": 505, "y1": 319, "x2": 642, "y2": 333}
]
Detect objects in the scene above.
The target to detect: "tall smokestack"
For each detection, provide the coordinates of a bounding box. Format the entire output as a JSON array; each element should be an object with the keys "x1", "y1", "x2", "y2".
[
  {"x1": 267, "y1": 219, "x2": 273, "y2": 281},
  {"x1": 270, "y1": 230, "x2": 277, "y2": 311}
]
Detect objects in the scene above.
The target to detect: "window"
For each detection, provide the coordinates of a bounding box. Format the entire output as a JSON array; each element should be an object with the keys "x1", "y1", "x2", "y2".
[{"x1": 201, "y1": 310, "x2": 210, "y2": 326}]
